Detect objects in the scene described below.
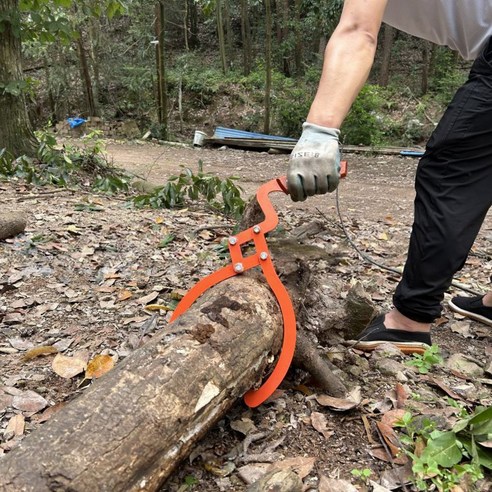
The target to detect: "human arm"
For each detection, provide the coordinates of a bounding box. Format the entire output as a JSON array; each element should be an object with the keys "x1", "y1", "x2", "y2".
[{"x1": 287, "y1": 0, "x2": 389, "y2": 201}]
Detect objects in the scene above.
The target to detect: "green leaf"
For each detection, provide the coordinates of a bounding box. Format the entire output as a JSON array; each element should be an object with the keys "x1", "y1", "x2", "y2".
[
  {"x1": 421, "y1": 431, "x2": 462, "y2": 468},
  {"x1": 469, "y1": 407, "x2": 492, "y2": 437},
  {"x1": 460, "y1": 437, "x2": 492, "y2": 470}
]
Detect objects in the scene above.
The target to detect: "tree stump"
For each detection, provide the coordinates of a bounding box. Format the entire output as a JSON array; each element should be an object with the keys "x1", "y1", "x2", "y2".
[{"x1": 0, "y1": 213, "x2": 26, "y2": 241}]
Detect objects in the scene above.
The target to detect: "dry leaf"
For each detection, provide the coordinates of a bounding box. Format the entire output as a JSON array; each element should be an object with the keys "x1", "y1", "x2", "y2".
[
  {"x1": 376, "y1": 421, "x2": 404, "y2": 458},
  {"x1": 12, "y1": 390, "x2": 48, "y2": 413},
  {"x1": 311, "y1": 412, "x2": 333, "y2": 439},
  {"x1": 85, "y1": 354, "x2": 115, "y2": 379},
  {"x1": 267, "y1": 456, "x2": 315, "y2": 479},
  {"x1": 381, "y1": 409, "x2": 407, "y2": 428},
  {"x1": 145, "y1": 304, "x2": 171, "y2": 311},
  {"x1": 52, "y1": 354, "x2": 87, "y2": 379},
  {"x1": 22, "y1": 345, "x2": 58, "y2": 362},
  {"x1": 395, "y1": 382, "x2": 408, "y2": 409},
  {"x1": 9, "y1": 338, "x2": 34, "y2": 351},
  {"x1": 316, "y1": 387, "x2": 361, "y2": 412},
  {"x1": 6, "y1": 414, "x2": 25, "y2": 436},
  {"x1": 136, "y1": 291, "x2": 159, "y2": 305},
  {"x1": 370, "y1": 446, "x2": 408, "y2": 465},
  {"x1": 117, "y1": 289, "x2": 133, "y2": 301},
  {"x1": 33, "y1": 402, "x2": 67, "y2": 424},
  {"x1": 319, "y1": 476, "x2": 358, "y2": 492}
]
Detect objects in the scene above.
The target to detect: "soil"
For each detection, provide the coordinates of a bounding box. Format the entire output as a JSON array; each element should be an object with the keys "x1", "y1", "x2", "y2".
[{"x1": 1, "y1": 140, "x2": 491, "y2": 491}]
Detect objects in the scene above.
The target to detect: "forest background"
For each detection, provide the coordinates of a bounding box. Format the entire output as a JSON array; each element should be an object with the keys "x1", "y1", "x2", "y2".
[{"x1": 0, "y1": 0, "x2": 473, "y2": 159}]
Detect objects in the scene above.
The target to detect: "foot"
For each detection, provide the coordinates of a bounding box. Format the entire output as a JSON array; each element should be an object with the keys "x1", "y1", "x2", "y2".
[
  {"x1": 448, "y1": 295, "x2": 492, "y2": 327},
  {"x1": 353, "y1": 313, "x2": 431, "y2": 355}
]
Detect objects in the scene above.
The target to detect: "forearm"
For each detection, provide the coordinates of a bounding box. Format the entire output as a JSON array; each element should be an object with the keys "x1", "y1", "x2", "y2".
[{"x1": 307, "y1": 28, "x2": 378, "y2": 128}]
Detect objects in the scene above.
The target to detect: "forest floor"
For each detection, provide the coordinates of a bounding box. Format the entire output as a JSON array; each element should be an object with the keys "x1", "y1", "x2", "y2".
[{"x1": 1, "y1": 139, "x2": 491, "y2": 491}]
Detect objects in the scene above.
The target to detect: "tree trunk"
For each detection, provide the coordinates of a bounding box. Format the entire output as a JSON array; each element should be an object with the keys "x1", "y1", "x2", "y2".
[
  {"x1": 156, "y1": 1, "x2": 168, "y2": 139},
  {"x1": 183, "y1": 0, "x2": 189, "y2": 50},
  {"x1": 216, "y1": 0, "x2": 227, "y2": 74},
  {"x1": 76, "y1": 32, "x2": 98, "y2": 117},
  {"x1": 0, "y1": 276, "x2": 284, "y2": 492},
  {"x1": 378, "y1": 23, "x2": 395, "y2": 87},
  {"x1": 421, "y1": 40, "x2": 430, "y2": 95},
  {"x1": 280, "y1": 0, "x2": 291, "y2": 76},
  {"x1": 294, "y1": 0, "x2": 302, "y2": 74},
  {"x1": 187, "y1": 0, "x2": 199, "y2": 49},
  {"x1": 0, "y1": 0, "x2": 37, "y2": 157},
  {"x1": 264, "y1": 0, "x2": 272, "y2": 134},
  {"x1": 240, "y1": 0, "x2": 252, "y2": 75}
]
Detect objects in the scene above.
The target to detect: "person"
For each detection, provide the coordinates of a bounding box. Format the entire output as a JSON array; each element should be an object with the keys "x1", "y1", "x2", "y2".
[{"x1": 287, "y1": 0, "x2": 492, "y2": 354}]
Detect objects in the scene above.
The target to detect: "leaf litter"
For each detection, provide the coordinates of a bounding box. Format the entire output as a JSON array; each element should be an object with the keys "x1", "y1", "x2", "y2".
[{"x1": 1, "y1": 144, "x2": 491, "y2": 490}]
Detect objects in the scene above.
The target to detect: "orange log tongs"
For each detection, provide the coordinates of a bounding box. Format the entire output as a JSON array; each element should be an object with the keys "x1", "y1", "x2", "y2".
[{"x1": 170, "y1": 162, "x2": 347, "y2": 408}]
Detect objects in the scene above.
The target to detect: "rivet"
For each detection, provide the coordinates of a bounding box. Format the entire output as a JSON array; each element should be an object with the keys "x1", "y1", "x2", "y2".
[
  {"x1": 229, "y1": 237, "x2": 237, "y2": 245},
  {"x1": 260, "y1": 252, "x2": 268, "y2": 261},
  {"x1": 234, "y1": 263, "x2": 244, "y2": 273},
  {"x1": 253, "y1": 226, "x2": 261, "y2": 234}
]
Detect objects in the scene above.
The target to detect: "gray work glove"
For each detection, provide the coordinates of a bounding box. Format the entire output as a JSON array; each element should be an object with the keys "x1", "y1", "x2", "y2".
[{"x1": 287, "y1": 122, "x2": 341, "y2": 202}]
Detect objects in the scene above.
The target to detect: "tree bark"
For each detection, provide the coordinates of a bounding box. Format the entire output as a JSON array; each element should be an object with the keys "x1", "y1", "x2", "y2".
[
  {"x1": 264, "y1": 0, "x2": 272, "y2": 134},
  {"x1": 0, "y1": 212, "x2": 26, "y2": 240},
  {"x1": 216, "y1": 0, "x2": 227, "y2": 74},
  {"x1": 421, "y1": 40, "x2": 430, "y2": 95},
  {"x1": 0, "y1": 276, "x2": 284, "y2": 492},
  {"x1": 156, "y1": 1, "x2": 168, "y2": 139},
  {"x1": 240, "y1": 0, "x2": 252, "y2": 75},
  {"x1": 76, "y1": 32, "x2": 98, "y2": 117},
  {"x1": 0, "y1": 0, "x2": 37, "y2": 157},
  {"x1": 378, "y1": 23, "x2": 395, "y2": 87}
]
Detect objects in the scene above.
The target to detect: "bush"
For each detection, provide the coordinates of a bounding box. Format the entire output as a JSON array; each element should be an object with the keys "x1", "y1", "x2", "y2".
[
  {"x1": 0, "y1": 130, "x2": 131, "y2": 192},
  {"x1": 341, "y1": 85, "x2": 386, "y2": 146}
]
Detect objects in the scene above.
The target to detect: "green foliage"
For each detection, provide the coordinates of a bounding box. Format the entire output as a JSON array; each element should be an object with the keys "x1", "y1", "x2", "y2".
[
  {"x1": 395, "y1": 407, "x2": 492, "y2": 491},
  {"x1": 350, "y1": 468, "x2": 372, "y2": 483},
  {"x1": 341, "y1": 85, "x2": 387, "y2": 146},
  {"x1": 406, "y1": 344, "x2": 443, "y2": 374},
  {"x1": 132, "y1": 162, "x2": 245, "y2": 218},
  {"x1": 429, "y1": 47, "x2": 468, "y2": 105},
  {"x1": 0, "y1": 130, "x2": 130, "y2": 192}
]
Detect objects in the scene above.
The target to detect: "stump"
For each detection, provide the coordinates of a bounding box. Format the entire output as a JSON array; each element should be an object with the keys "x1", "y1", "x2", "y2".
[{"x1": 0, "y1": 213, "x2": 26, "y2": 241}]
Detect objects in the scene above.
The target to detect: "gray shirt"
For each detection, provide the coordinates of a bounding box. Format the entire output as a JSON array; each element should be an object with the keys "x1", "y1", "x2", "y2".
[{"x1": 383, "y1": 0, "x2": 492, "y2": 60}]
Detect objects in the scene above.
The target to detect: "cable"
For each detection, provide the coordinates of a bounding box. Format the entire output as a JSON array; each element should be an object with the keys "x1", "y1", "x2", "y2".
[{"x1": 322, "y1": 188, "x2": 483, "y2": 297}]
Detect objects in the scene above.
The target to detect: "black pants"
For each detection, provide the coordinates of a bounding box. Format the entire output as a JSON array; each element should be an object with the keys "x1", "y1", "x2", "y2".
[{"x1": 393, "y1": 37, "x2": 492, "y2": 323}]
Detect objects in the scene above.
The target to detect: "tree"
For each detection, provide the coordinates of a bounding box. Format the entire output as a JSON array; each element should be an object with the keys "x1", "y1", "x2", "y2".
[
  {"x1": 0, "y1": 0, "x2": 38, "y2": 156},
  {"x1": 264, "y1": 0, "x2": 272, "y2": 134},
  {"x1": 0, "y1": 0, "x2": 126, "y2": 157},
  {"x1": 378, "y1": 23, "x2": 395, "y2": 87}
]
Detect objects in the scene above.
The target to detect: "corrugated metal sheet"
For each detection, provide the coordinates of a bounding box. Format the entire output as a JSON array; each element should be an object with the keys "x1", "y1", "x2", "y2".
[{"x1": 213, "y1": 126, "x2": 297, "y2": 142}]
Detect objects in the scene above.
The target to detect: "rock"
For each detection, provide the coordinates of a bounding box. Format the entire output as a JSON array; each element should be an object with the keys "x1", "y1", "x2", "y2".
[
  {"x1": 372, "y1": 342, "x2": 404, "y2": 359},
  {"x1": 118, "y1": 120, "x2": 141, "y2": 139},
  {"x1": 0, "y1": 213, "x2": 27, "y2": 241},
  {"x1": 485, "y1": 358, "x2": 492, "y2": 377},
  {"x1": 451, "y1": 383, "x2": 478, "y2": 401},
  {"x1": 376, "y1": 358, "x2": 406, "y2": 377},
  {"x1": 246, "y1": 469, "x2": 302, "y2": 492},
  {"x1": 343, "y1": 282, "x2": 377, "y2": 339},
  {"x1": 446, "y1": 353, "x2": 484, "y2": 378}
]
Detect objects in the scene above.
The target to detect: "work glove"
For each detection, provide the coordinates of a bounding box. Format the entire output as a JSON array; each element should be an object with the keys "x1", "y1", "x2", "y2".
[{"x1": 287, "y1": 122, "x2": 341, "y2": 202}]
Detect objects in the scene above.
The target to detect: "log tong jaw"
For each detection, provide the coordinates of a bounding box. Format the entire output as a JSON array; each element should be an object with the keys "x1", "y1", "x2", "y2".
[{"x1": 170, "y1": 162, "x2": 347, "y2": 408}]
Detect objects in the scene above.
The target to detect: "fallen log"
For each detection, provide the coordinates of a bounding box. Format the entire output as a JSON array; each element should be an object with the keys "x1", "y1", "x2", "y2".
[
  {"x1": 0, "y1": 276, "x2": 284, "y2": 492},
  {"x1": 0, "y1": 213, "x2": 26, "y2": 241}
]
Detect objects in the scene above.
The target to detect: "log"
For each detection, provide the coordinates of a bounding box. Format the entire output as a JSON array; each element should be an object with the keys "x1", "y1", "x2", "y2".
[
  {"x1": 0, "y1": 213, "x2": 26, "y2": 241},
  {"x1": 0, "y1": 276, "x2": 283, "y2": 492}
]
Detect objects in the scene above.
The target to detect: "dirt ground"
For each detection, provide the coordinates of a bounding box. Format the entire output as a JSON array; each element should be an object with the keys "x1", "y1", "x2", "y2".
[{"x1": 1, "y1": 140, "x2": 491, "y2": 491}]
